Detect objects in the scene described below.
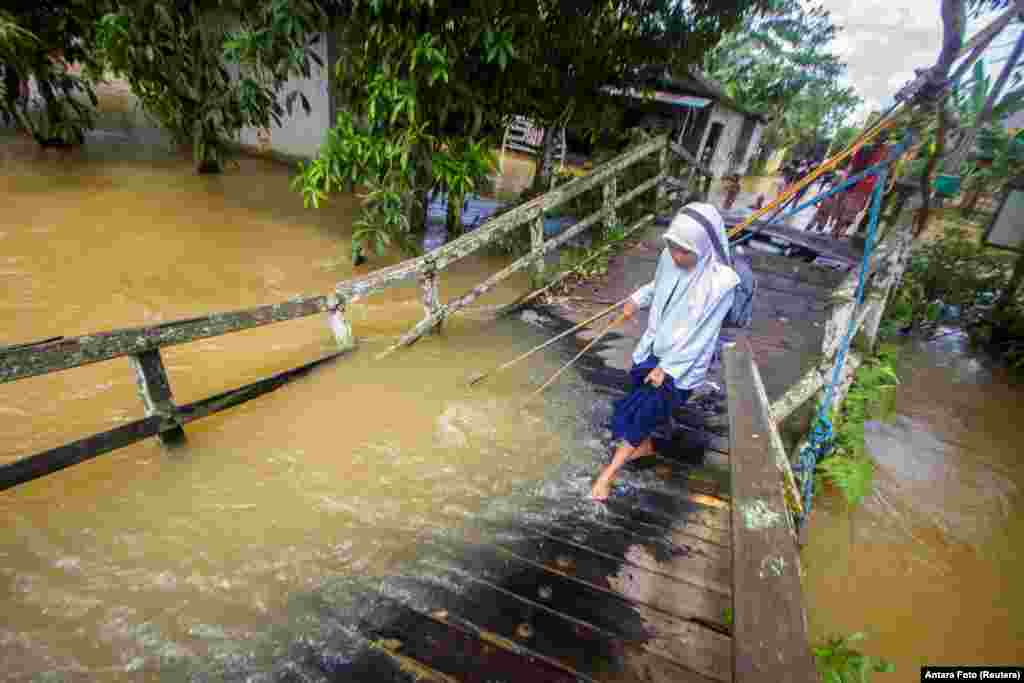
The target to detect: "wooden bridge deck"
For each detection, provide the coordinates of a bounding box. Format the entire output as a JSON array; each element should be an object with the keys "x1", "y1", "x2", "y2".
[{"x1": 310, "y1": 227, "x2": 832, "y2": 682}]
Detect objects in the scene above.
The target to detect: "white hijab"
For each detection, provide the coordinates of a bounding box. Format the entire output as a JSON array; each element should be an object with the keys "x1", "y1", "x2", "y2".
[
  {"x1": 631, "y1": 203, "x2": 740, "y2": 388},
  {"x1": 660, "y1": 202, "x2": 738, "y2": 318}
]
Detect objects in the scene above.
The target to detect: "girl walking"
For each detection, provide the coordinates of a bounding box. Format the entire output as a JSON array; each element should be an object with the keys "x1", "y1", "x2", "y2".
[{"x1": 590, "y1": 203, "x2": 740, "y2": 501}]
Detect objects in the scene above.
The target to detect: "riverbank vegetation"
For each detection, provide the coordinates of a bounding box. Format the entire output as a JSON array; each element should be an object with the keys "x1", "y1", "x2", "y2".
[
  {"x1": 294, "y1": 0, "x2": 769, "y2": 263},
  {"x1": 883, "y1": 222, "x2": 1024, "y2": 372},
  {"x1": 813, "y1": 632, "x2": 894, "y2": 682},
  {"x1": 814, "y1": 344, "x2": 901, "y2": 509}
]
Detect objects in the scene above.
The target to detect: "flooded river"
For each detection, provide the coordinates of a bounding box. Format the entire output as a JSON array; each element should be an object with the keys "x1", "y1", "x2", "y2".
[
  {"x1": 4, "y1": 88, "x2": 1024, "y2": 682},
  {"x1": 0, "y1": 90, "x2": 610, "y2": 680},
  {"x1": 802, "y1": 332, "x2": 1024, "y2": 678}
]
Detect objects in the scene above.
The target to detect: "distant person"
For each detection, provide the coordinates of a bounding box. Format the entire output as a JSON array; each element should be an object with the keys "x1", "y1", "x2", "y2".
[
  {"x1": 828, "y1": 133, "x2": 890, "y2": 239},
  {"x1": 590, "y1": 203, "x2": 739, "y2": 501},
  {"x1": 722, "y1": 173, "x2": 741, "y2": 210}
]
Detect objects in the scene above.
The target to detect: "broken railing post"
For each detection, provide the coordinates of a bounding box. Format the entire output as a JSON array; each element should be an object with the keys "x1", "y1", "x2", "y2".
[
  {"x1": 129, "y1": 349, "x2": 186, "y2": 448},
  {"x1": 419, "y1": 259, "x2": 443, "y2": 334},
  {"x1": 656, "y1": 142, "x2": 669, "y2": 211},
  {"x1": 603, "y1": 177, "x2": 617, "y2": 232},
  {"x1": 326, "y1": 293, "x2": 355, "y2": 352},
  {"x1": 531, "y1": 211, "x2": 546, "y2": 287}
]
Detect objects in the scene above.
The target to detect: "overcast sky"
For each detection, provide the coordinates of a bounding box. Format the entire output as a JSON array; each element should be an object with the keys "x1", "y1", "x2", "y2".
[
  {"x1": 822, "y1": 0, "x2": 946, "y2": 121},
  {"x1": 821, "y1": 0, "x2": 1024, "y2": 123}
]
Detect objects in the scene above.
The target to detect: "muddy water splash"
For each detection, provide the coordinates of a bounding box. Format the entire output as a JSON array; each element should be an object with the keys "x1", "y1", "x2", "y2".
[
  {"x1": 0, "y1": 90, "x2": 608, "y2": 679},
  {"x1": 802, "y1": 331, "x2": 1024, "y2": 678}
]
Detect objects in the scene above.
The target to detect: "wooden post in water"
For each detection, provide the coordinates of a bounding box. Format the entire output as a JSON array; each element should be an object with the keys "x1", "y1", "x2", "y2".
[
  {"x1": 326, "y1": 293, "x2": 356, "y2": 352},
  {"x1": 419, "y1": 259, "x2": 443, "y2": 333},
  {"x1": 129, "y1": 349, "x2": 186, "y2": 447},
  {"x1": 531, "y1": 212, "x2": 546, "y2": 288},
  {"x1": 603, "y1": 176, "x2": 617, "y2": 232}
]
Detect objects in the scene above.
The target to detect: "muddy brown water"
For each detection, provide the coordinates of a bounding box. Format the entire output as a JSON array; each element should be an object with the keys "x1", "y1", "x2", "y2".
[
  {"x1": 3, "y1": 89, "x2": 1023, "y2": 681},
  {"x1": 0, "y1": 93, "x2": 614, "y2": 680},
  {"x1": 802, "y1": 332, "x2": 1024, "y2": 678}
]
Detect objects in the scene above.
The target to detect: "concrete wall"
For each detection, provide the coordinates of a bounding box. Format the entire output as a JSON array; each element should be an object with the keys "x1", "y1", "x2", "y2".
[
  {"x1": 741, "y1": 125, "x2": 764, "y2": 173},
  {"x1": 695, "y1": 103, "x2": 762, "y2": 178},
  {"x1": 235, "y1": 34, "x2": 331, "y2": 160}
]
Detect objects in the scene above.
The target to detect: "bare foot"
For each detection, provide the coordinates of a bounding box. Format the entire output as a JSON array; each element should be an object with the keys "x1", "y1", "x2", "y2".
[
  {"x1": 624, "y1": 448, "x2": 652, "y2": 463},
  {"x1": 589, "y1": 479, "x2": 612, "y2": 501}
]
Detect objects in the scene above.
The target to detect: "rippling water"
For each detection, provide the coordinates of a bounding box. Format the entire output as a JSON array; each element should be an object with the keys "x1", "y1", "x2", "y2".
[
  {"x1": 802, "y1": 330, "x2": 1024, "y2": 679},
  {"x1": 0, "y1": 86, "x2": 612, "y2": 680}
]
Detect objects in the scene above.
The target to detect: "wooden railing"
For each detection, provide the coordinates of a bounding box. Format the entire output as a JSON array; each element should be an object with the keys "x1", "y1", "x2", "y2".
[
  {"x1": 723, "y1": 209, "x2": 915, "y2": 525},
  {"x1": 724, "y1": 336, "x2": 818, "y2": 683},
  {"x1": 719, "y1": 194, "x2": 918, "y2": 682},
  {"x1": 0, "y1": 133, "x2": 694, "y2": 491}
]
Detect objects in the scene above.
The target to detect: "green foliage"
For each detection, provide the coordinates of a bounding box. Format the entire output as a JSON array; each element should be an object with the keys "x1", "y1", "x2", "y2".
[
  {"x1": 0, "y1": 2, "x2": 103, "y2": 145},
  {"x1": 94, "y1": 0, "x2": 325, "y2": 172},
  {"x1": 813, "y1": 632, "x2": 895, "y2": 683},
  {"x1": 296, "y1": 0, "x2": 767, "y2": 262},
  {"x1": 704, "y1": 0, "x2": 858, "y2": 161},
  {"x1": 891, "y1": 226, "x2": 1014, "y2": 329},
  {"x1": 815, "y1": 345, "x2": 901, "y2": 508}
]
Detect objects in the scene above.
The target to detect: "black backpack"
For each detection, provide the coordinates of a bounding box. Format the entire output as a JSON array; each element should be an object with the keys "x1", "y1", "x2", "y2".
[{"x1": 679, "y1": 208, "x2": 757, "y2": 329}]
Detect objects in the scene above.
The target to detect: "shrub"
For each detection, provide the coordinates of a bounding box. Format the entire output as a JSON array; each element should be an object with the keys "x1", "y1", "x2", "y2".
[{"x1": 813, "y1": 632, "x2": 894, "y2": 683}]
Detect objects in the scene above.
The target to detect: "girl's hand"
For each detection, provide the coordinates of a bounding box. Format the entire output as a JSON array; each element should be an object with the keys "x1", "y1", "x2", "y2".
[
  {"x1": 644, "y1": 367, "x2": 667, "y2": 388},
  {"x1": 623, "y1": 300, "x2": 638, "y2": 320}
]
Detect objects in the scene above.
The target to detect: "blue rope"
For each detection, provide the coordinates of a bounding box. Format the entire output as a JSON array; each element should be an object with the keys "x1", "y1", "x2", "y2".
[
  {"x1": 731, "y1": 136, "x2": 912, "y2": 248},
  {"x1": 729, "y1": 132, "x2": 914, "y2": 527},
  {"x1": 791, "y1": 163, "x2": 891, "y2": 526}
]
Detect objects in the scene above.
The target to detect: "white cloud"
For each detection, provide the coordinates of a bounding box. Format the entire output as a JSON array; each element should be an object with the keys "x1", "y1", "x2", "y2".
[{"x1": 819, "y1": 0, "x2": 944, "y2": 121}]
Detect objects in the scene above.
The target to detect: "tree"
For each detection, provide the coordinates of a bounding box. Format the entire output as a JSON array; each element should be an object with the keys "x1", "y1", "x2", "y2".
[
  {"x1": 94, "y1": 0, "x2": 327, "y2": 173},
  {"x1": 0, "y1": 1, "x2": 105, "y2": 147},
  {"x1": 950, "y1": 58, "x2": 1024, "y2": 212},
  {"x1": 704, "y1": 0, "x2": 853, "y2": 164},
  {"x1": 296, "y1": 0, "x2": 769, "y2": 263},
  {"x1": 777, "y1": 80, "x2": 860, "y2": 156}
]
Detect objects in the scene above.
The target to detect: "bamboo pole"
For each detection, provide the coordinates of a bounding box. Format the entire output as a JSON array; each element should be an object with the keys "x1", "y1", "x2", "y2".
[
  {"x1": 466, "y1": 295, "x2": 631, "y2": 386},
  {"x1": 523, "y1": 311, "x2": 628, "y2": 403}
]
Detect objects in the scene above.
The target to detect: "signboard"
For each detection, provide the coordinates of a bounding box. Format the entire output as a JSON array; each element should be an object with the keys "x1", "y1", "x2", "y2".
[{"x1": 984, "y1": 177, "x2": 1024, "y2": 252}]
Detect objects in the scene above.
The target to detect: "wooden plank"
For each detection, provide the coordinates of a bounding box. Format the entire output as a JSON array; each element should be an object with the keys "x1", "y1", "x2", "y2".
[
  {"x1": 0, "y1": 415, "x2": 165, "y2": 492},
  {"x1": 129, "y1": 349, "x2": 186, "y2": 447},
  {"x1": 377, "y1": 210, "x2": 657, "y2": 358},
  {"x1": 522, "y1": 518, "x2": 731, "y2": 594},
  {"x1": 0, "y1": 296, "x2": 331, "y2": 384},
  {"x1": 386, "y1": 573, "x2": 719, "y2": 683},
  {"x1": 360, "y1": 597, "x2": 585, "y2": 683},
  {"x1": 722, "y1": 337, "x2": 817, "y2": 683},
  {"x1": 0, "y1": 352, "x2": 344, "y2": 491},
  {"x1": 609, "y1": 487, "x2": 730, "y2": 532},
  {"x1": 493, "y1": 531, "x2": 731, "y2": 622},
  {"x1": 600, "y1": 498, "x2": 730, "y2": 547},
  {"x1": 429, "y1": 551, "x2": 733, "y2": 682},
  {"x1": 626, "y1": 454, "x2": 725, "y2": 499}
]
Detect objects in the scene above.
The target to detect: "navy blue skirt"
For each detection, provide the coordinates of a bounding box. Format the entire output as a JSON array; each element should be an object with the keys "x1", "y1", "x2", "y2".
[{"x1": 610, "y1": 355, "x2": 691, "y2": 448}]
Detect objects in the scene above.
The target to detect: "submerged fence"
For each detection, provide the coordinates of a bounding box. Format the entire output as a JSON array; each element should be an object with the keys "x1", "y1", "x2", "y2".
[{"x1": 0, "y1": 133, "x2": 703, "y2": 491}]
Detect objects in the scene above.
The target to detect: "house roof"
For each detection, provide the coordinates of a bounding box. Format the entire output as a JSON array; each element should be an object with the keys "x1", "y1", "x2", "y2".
[{"x1": 631, "y1": 65, "x2": 769, "y2": 123}]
